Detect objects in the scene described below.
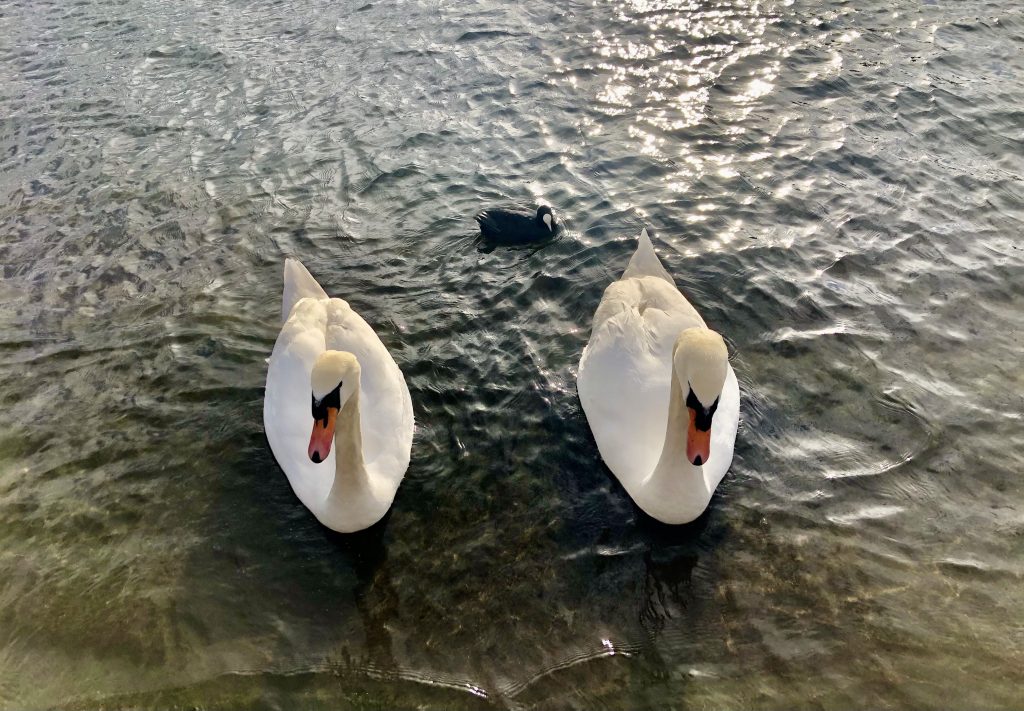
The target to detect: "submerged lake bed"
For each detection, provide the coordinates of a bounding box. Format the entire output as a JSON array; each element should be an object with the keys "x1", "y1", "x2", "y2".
[{"x1": 1, "y1": 0, "x2": 1023, "y2": 708}]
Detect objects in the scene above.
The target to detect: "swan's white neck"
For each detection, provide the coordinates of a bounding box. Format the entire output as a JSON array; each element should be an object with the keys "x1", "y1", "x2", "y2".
[
  {"x1": 325, "y1": 385, "x2": 371, "y2": 509},
  {"x1": 640, "y1": 367, "x2": 712, "y2": 524}
]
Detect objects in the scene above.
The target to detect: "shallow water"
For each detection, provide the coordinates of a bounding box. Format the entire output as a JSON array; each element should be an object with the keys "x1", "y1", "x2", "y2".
[{"x1": 2, "y1": 0, "x2": 1023, "y2": 708}]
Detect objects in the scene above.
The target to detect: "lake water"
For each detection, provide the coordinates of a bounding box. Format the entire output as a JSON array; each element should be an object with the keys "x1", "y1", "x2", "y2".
[{"x1": 2, "y1": 0, "x2": 1023, "y2": 708}]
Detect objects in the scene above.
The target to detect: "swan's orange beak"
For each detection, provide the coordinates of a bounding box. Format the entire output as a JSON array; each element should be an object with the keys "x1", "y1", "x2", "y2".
[
  {"x1": 686, "y1": 408, "x2": 711, "y2": 466},
  {"x1": 308, "y1": 407, "x2": 337, "y2": 464}
]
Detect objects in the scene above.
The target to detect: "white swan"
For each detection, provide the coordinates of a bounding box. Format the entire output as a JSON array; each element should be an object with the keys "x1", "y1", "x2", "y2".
[
  {"x1": 264, "y1": 259, "x2": 414, "y2": 532},
  {"x1": 578, "y1": 229, "x2": 739, "y2": 524}
]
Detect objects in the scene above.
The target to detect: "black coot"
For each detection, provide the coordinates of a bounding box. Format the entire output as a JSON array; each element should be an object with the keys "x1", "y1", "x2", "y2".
[{"x1": 475, "y1": 205, "x2": 559, "y2": 245}]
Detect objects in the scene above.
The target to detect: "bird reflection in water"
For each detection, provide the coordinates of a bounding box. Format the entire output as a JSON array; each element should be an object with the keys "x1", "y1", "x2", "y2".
[
  {"x1": 323, "y1": 514, "x2": 398, "y2": 672},
  {"x1": 636, "y1": 514, "x2": 709, "y2": 638}
]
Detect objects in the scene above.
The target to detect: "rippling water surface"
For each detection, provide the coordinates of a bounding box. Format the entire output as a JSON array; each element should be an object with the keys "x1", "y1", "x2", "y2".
[{"x1": 2, "y1": 0, "x2": 1023, "y2": 707}]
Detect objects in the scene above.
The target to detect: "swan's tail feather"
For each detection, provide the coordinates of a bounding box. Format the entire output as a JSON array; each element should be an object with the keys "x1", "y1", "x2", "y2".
[
  {"x1": 282, "y1": 258, "x2": 329, "y2": 323},
  {"x1": 621, "y1": 228, "x2": 676, "y2": 286}
]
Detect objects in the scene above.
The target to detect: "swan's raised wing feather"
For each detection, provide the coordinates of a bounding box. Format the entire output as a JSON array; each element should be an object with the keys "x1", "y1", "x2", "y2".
[
  {"x1": 282, "y1": 258, "x2": 329, "y2": 323},
  {"x1": 621, "y1": 228, "x2": 676, "y2": 286}
]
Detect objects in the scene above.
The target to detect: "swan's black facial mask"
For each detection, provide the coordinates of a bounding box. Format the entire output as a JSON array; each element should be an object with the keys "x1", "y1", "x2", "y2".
[
  {"x1": 311, "y1": 384, "x2": 342, "y2": 426},
  {"x1": 685, "y1": 385, "x2": 719, "y2": 432}
]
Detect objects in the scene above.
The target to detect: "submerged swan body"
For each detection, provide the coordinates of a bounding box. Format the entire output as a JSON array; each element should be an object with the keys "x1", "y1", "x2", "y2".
[
  {"x1": 578, "y1": 229, "x2": 740, "y2": 524},
  {"x1": 264, "y1": 259, "x2": 413, "y2": 532}
]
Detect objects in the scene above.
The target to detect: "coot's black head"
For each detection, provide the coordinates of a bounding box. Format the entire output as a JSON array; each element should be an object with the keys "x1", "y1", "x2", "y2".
[{"x1": 535, "y1": 205, "x2": 556, "y2": 233}]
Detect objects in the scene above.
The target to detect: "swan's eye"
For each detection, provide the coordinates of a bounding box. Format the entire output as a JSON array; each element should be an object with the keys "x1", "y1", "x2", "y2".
[
  {"x1": 685, "y1": 387, "x2": 701, "y2": 411},
  {"x1": 685, "y1": 385, "x2": 719, "y2": 432},
  {"x1": 311, "y1": 383, "x2": 342, "y2": 424}
]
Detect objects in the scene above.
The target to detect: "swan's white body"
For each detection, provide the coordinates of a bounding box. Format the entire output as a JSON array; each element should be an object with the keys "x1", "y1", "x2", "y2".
[
  {"x1": 264, "y1": 259, "x2": 413, "y2": 532},
  {"x1": 578, "y1": 230, "x2": 740, "y2": 523}
]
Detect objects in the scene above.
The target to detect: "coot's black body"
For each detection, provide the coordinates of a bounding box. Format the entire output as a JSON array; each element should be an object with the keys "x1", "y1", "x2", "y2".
[{"x1": 475, "y1": 205, "x2": 559, "y2": 245}]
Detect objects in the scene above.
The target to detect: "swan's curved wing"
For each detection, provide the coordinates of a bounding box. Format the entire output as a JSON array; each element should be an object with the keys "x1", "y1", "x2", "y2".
[
  {"x1": 578, "y1": 275, "x2": 704, "y2": 483},
  {"x1": 265, "y1": 297, "x2": 334, "y2": 509},
  {"x1": 704, "y1": 366, "x2": 740, "y2": 494},
  {"x1": 323, "y1": 299, "x2": 413, "y2": 485}
]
